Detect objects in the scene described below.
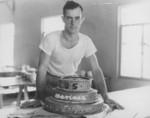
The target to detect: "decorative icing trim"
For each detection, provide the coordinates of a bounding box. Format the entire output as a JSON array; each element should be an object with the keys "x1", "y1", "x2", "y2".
[{"x1": 55, "y1": 93, "x2": 86, "y2": 101}]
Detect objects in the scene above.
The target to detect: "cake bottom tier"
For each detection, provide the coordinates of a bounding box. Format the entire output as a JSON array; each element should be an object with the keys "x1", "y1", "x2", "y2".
[
  {"x1": 52, "y1": 88, "x2": 100, "y2": 103},
  {"x1": 44, "y1": 97, "x2": 107, "y2": 116}
]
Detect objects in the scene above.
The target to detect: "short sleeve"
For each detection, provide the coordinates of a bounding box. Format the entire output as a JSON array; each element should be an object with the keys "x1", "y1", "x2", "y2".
[
  {"x1": 84, "y1": 37, "x2": 97, "y2": 58},
  {"x1": 39, "y1": 34, "x2": 55, "y2": 56}
]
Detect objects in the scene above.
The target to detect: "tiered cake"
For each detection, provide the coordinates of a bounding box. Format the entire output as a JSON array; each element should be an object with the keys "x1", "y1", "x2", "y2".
[{"x1": 43, "y1": 76, "x2": 107, "y2": 115}]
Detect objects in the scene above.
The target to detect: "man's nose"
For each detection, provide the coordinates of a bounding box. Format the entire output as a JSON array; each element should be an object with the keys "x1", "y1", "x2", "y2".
[{"x1": 71, "y1": 18, "x2": 75, "y2": 25}]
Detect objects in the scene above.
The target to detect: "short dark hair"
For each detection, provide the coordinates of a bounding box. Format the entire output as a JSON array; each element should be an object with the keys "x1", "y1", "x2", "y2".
[{"x1": 63, "y1": 1, "x2": 83, "y2": 16}]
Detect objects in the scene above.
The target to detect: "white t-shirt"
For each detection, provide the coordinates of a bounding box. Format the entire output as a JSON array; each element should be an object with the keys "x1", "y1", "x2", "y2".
[{"x1": 39, "y1": 30, "x2": 97, "y2": 76}]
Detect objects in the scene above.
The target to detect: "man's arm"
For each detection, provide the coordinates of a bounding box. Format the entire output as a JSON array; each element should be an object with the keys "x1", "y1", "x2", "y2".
[
  {"x1": 86, "y1": 54, "x2": 124, "y2": 110},
  {"x1": 36, "y1": 50, "x2": 50, "y2": 101},
  {"x1": 21, "y1": 50, "x2": 49, "y2": 108},
  {"x1": 86, "y1": 54, "x2": 108, "y2": 100}
]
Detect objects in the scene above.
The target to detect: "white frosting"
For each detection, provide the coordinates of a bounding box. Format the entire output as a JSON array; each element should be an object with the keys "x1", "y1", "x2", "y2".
[{"x1": 55, "y1": 93, "x2": 86, "y2": 101}]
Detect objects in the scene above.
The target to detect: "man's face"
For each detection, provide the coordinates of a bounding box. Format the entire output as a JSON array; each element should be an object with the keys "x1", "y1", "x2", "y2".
[{"x1": 63, "y1": 7, "x2": 85, "y2": 35}]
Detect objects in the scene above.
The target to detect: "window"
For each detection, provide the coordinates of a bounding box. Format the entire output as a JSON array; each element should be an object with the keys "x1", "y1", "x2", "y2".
[
  {"x1": 0, "y1": 23, "x2": 14, "y2": 66},
  {"x1": 41, "y1": 15, "x2": 64, "y2": 38},
  {"x1": 119, "y1": 2, "x2": 150, "y2": 79}
]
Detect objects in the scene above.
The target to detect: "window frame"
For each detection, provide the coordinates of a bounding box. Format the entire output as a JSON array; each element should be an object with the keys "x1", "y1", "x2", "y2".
[{"x1": 118, "y1": 3, "x2": 150, "y2": 80}]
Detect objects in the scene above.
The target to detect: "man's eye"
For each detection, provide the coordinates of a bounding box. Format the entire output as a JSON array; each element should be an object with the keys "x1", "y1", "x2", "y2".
[{"x1": 76, "y1": 17, "x2": 80, "y2": 20}]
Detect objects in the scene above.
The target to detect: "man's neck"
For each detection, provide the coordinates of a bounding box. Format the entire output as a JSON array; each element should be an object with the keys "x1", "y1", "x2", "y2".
[
  {"x1": 61, "y1": 30, "x2": 79, "y2": 49},
  {"x1": 63, "y1": 30, "x2": 79, "y2": 42}
]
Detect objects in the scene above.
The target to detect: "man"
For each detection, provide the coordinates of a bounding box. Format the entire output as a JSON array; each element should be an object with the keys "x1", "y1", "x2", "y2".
[{"x1": 21, "y1": 1, "x2": 124, "y2": 110}]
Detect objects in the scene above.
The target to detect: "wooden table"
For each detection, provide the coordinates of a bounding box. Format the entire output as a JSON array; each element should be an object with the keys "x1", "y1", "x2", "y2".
[
  {"x1": 104, "y1": 86, "x2": 150, "y2": 118},
  {"x1": 0, "y1": 86, "x2": 150, "y2": 118},
  {"x1": 0, "y1": 76, "x2": 35, "y2": 108}
]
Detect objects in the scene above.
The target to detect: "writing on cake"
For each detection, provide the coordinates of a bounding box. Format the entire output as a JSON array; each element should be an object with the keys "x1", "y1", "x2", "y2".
[{"x1": 55, "y1": 93, "x2": 86, "y2": 100}]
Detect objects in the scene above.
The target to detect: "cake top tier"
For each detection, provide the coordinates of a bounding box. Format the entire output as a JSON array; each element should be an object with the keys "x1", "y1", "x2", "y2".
[
  {"x1": 62, "y1": 76, "x2": 93, "y2": 80},
  {"x1": 58, "y1": 76, "x2": 93, "y2": 92}
]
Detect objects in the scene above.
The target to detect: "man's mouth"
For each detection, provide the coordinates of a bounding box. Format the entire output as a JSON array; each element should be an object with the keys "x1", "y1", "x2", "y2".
[{"x1": 70, "y1": 26, "x2": 77, "y2": 29}]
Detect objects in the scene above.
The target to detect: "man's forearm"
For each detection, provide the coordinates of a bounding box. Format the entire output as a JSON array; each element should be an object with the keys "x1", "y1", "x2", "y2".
[
  {"x1": 36, "y1": 67, "x2": 47, "y2": 101},
  {"x1": 92, "y1": 69, "x2": 109, "y2": 101}
]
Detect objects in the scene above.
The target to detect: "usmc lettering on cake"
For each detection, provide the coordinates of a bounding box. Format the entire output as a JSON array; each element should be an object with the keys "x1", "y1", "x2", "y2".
[{"x1": 55, "y1": 93, "x2": 86, "y2": 101}]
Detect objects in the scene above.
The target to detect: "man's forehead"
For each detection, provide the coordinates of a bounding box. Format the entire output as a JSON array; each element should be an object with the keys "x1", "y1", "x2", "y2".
[{"x1": 65, "y1": 7, "x2": 83, "y2": 17}]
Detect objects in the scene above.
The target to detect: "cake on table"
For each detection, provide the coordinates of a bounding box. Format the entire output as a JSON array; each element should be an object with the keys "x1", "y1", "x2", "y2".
[{"x1": 43, "y1": 74, "x2": 108, "y2": 116}]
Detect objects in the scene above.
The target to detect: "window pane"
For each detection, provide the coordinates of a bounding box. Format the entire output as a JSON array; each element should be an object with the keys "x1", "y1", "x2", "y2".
[
  {"x1": 121, "y1": 2, "x2": 150, "y2": 25},
  {"x1": 143, "y1": 25, "x2": 150, "y2": 79},
  {"x1": 120, "y1": 26, "x2": 142, "y2": 78},
  {"x1": 41, "y1": 15, "x2": 64, "y2": 37},
  {"x1": 0, "y1": 23, "x2": 14, "y2": 66}
]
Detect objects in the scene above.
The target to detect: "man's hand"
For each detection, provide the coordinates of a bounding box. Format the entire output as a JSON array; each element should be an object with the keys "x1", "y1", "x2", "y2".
[
  {"x1": 20, "y1": 99, "x2": 42, "y2": 108},
  {"x1": 104, "y1": 98, "x2": 124, "y2": 111}
]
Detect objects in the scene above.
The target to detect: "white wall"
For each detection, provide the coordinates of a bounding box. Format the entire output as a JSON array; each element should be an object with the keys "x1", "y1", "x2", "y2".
[{"x1": 1, "y1": 0, "x2": 150, "y2": 91}]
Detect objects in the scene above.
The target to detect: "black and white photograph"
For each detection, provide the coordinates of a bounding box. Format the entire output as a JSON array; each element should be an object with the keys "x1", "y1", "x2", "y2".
[{"x1": 0, "y1": 0, "x2": 150, "y2": 117}]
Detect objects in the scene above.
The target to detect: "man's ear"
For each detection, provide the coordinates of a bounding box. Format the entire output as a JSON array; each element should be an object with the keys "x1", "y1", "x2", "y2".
[{"x1": 81, "y1": 17, "x2": 85, "y2": 23}]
